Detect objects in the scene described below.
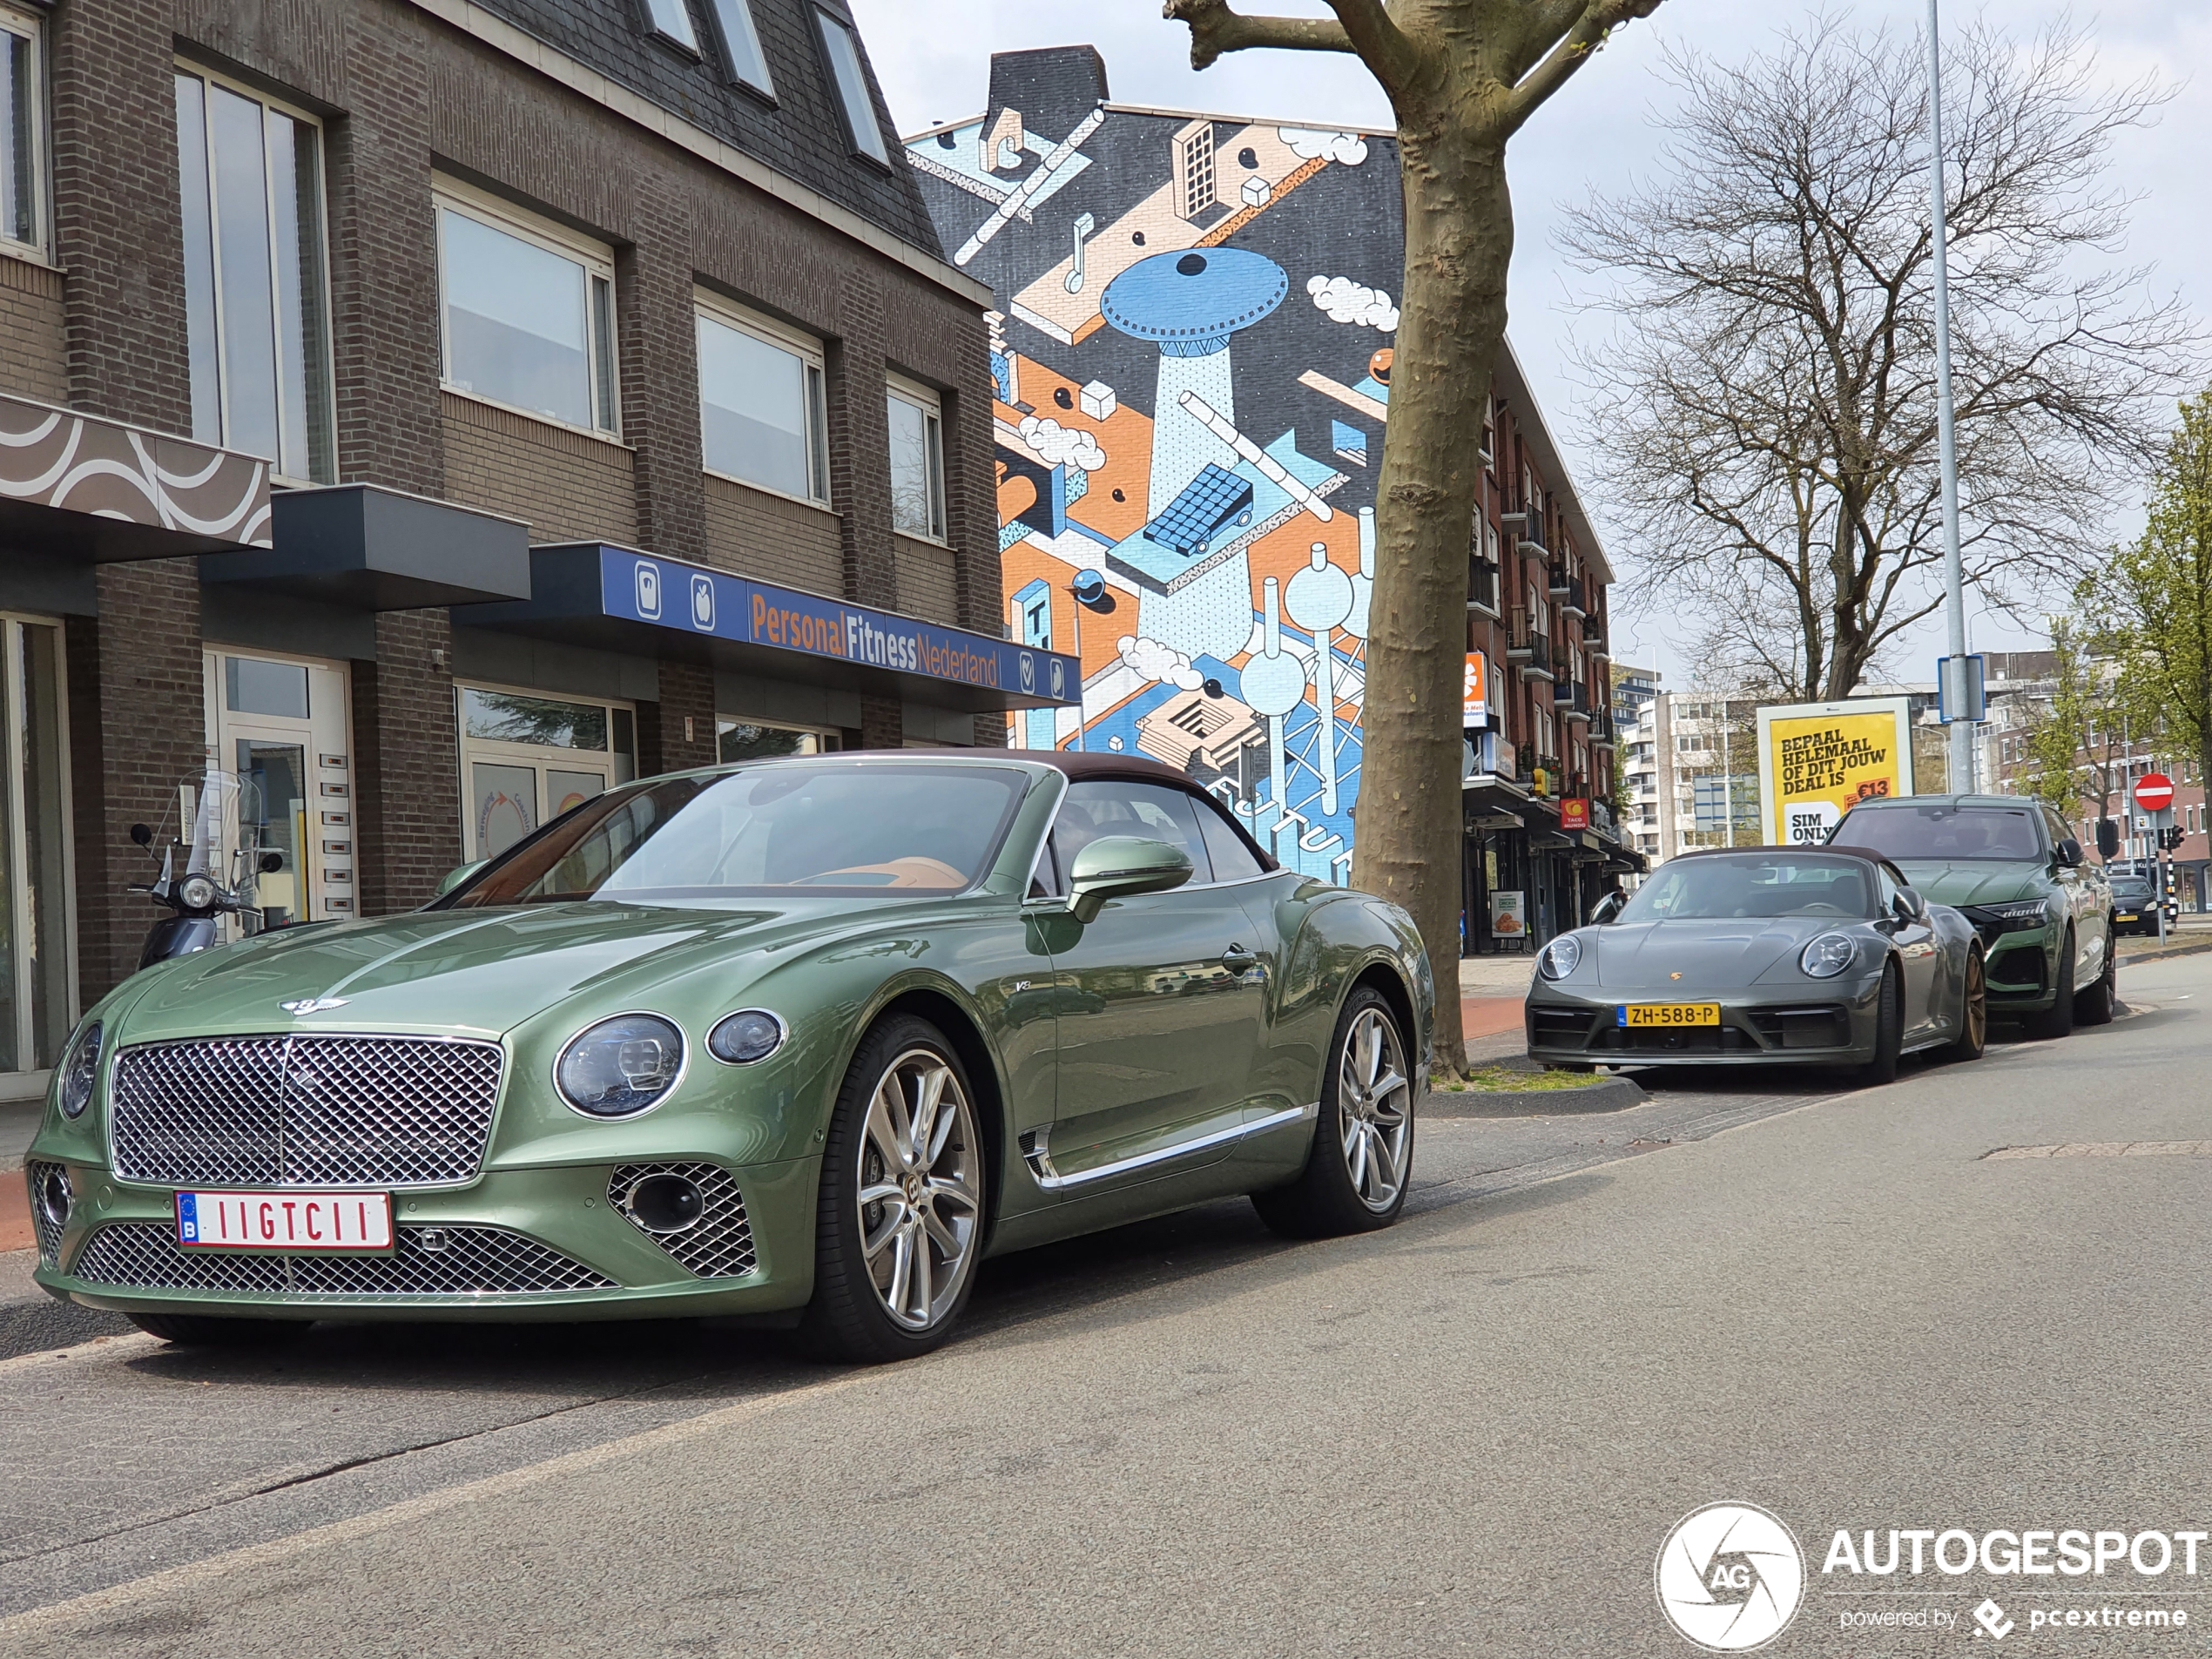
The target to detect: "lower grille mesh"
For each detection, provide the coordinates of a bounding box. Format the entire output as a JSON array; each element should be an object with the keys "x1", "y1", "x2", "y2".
[
  {"x1": 71, "y1": 1223, "x2": 616, "y2": 1297},
  {"x1": 609, "y1": 1163, "x2": 758, "y2": 1279},
  {"x1": 25, "y1": 1162, "x2": 64, "y2": 1268}
]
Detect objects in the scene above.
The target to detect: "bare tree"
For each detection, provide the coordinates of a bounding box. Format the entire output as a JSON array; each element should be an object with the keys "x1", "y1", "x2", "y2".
[
  {"x1": 1163, "y1": 0, "x2": 1667, "y2": 1074},
  {"x1": 1568, "y1": 13, "x2": 2199, "y2": 702}
]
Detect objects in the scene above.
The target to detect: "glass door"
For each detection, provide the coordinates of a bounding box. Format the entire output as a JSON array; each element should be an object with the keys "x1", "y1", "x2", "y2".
[
  {"x1": 457, "y1": 685, "x2": 636, "y2": 863},
  {"x1": 0, "y1": 616, "x2": 74, "y2": 1079},
  {"x1": 204, "y1": 650, "x2": 353, "y2": 927}
]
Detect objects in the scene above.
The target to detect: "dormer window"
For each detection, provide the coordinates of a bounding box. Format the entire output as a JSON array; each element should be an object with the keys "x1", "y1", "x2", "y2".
[
  {"x1": 637, "y1": 0, "x2": 700, "y2": 55},
  {"x1": 702, "y1": 0, "x2": 773, "y2": 96},
  {"x1": 814, "y1": 6, "x2": 889, "y2": 166}
]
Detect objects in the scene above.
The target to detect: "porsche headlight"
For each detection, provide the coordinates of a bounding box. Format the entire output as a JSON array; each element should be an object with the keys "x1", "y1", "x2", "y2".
[
  {"x1": 1538, "y1": 934, "x2": 1581, "y2": 981},
  {"x1": 708, "y1": 1009, "x2": 786, "y2": 1065},
  {"x1": 57, "y1": 1019, "x2": 101, "y2": 1118},
  {"x1": 556, "y1": 1015, "x2": 685, "y2": 1117},
  {"x1": 1800, "y1": 934, "x2": 1858, "y2": 979}
]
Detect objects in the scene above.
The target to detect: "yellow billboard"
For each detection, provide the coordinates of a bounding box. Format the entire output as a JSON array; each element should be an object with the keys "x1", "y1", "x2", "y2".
[{"x1": 1755, "y1": 698, "x2": 1915, "y2": 847}]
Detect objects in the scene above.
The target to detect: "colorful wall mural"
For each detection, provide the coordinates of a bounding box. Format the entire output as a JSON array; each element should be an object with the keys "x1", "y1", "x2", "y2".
[{"x1": 905, "y1": 47, "x2": 1414, "y2": 885}]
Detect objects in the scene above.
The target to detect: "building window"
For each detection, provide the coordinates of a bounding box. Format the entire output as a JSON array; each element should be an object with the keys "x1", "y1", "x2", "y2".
[
  {"x1": 0, "y1": 10, "x2": 42, "y2": 253},
  {"x1": 637, "y1": 0, "x2": 701, "y2": 53},
  {"x1": 702, "y1": 0, "x2": 773, "y2": 94},
  {"x1": 436, "y1": 186, "x2": 618, "y2": 436},
  {"x1": 814, "y1": 6, "x2": 889, "y2": 165},
  {"x1": 698, "y1": 300, "x2": 827, "y2": 503},
  {"x1": 887, "y1": 377, "x2": 947, "y2": 541},
  {"x1": 0, "y1": 614, "x2": 71, "y2": 1073},
  {"x1": 457, "y1": 685, "x2": 636, "y2": 862},
  {"x1": 716, "y1": 718, "x2": 837, "y2": 763},
  {"x1": 176, "y1": 66, "x2": 334, "y2": 482}
]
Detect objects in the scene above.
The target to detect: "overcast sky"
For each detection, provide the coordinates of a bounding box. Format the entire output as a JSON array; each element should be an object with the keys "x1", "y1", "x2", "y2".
[{"x1": 850, "y1": 1, "x2": 2211, "y2": 686}]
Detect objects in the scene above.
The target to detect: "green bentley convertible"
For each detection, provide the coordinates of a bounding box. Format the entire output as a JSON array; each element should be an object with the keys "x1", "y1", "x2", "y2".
[{"x1": 26, "y1": 754, "x2": 1432, "y2": 1362}]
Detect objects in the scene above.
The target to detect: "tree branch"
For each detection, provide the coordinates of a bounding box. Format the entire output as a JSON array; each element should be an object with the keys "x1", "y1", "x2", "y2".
[
  {"x1": 1162, "y1": 0, "x2": 1355, "y2": 71},
  {"x1": 1504, "y1": 0, "x2": 1664, "y2": 135}
]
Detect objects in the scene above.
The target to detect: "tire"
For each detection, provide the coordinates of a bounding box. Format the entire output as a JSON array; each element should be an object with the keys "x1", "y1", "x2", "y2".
[
  {"x1": 795, "y1": 1015, "x2": 987, "y2": 1365},
  {"x1": 2032, "y1": 929, "x2": 2076, "y2": 1040},
  {"x1": 1251, "y1": 988, "x2": 1414, "y2": 1239},
  {"x1": 2073, "y1": 921, "x2": 2116, "y2": 1027},
  {"x1": 1939, "y1": 948, "x2": 1986, "y2": 1064},
  {"x1": 1857, "y1": 964, "x2": 1902, "y2": 1086},
  {"x1": 127, "y1": 1312, "x2": 307, "y2": 1345}
]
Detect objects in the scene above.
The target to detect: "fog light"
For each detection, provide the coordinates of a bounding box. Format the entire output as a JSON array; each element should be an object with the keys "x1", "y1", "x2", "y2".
[
  {"x1": 36, "y1": 1164, "x2": 71, "y2": 1231},
  {"x1": 625, "y1": 1172, "x2": 705, "y2": 1235}
]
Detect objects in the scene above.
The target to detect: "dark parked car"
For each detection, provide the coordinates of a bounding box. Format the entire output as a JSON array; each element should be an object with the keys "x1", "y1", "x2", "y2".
[{"x1": 2108, "y1": 875, "x2": 2161, "y2": 937}]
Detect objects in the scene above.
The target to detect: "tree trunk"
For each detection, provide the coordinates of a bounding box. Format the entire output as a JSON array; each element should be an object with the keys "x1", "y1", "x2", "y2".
[{"x1": 1355, "y1": 111, "x2": 1512, "y2": 1077}]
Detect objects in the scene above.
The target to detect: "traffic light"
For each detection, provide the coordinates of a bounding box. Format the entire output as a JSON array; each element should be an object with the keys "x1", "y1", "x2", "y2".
[
  {"x1": 2096, "y1": 817, "x2": 2121, "y2": 859},
  {"x1": 2161, "y1": 825, "x2": 2186, "y2": 852}
]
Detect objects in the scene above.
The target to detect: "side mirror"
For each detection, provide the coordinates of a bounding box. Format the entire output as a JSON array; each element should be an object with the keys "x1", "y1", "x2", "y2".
[
  {"x1": 1590, "y1": 890, "x2": 1627, "y2": 925},
  {"x1": 2095, "y1": 818, "x2": 2121, "y2": 860},
  {"x1": 259, "y1": 851, "x2": 285, "y2": 874},
  {"x1": 130, "y1": 823, "x2": 153, "y2": 846},
  {"x1": 1893, "y1": 886, "x2": 1926, "y2": 922},
  {"x1": 2056, "y1": 838, "x2": 2085, "y2": 868},
  {"x1": 436, "y1": 860, "x2": 488, "y2": 897},
  {"x1": 1063, "y1": 835, "x2": 1192, "y2": 924}
]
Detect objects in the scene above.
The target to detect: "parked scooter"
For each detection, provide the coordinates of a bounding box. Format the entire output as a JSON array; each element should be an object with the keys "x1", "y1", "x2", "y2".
[{"x1": 127, "y1": 767, "x2": 285, "y2": 970}]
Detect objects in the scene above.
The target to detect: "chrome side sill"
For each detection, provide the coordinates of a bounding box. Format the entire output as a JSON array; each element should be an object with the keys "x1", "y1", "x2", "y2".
[{"x1": 1020, "y1": 1102, "x2": 1317, "y2": 1192}]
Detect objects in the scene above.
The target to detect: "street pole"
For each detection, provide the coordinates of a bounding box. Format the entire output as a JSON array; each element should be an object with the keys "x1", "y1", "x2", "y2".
[
  {"x1": 1927, "y1": 0, "x2": 1974, "y2": 795},
  {"x1": 1721, "y1": 715, "x2": 1734, "y2": 849}
]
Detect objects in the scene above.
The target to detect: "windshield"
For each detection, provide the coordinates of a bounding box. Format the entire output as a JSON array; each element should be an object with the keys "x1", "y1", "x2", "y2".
[
  {"x1": 1833, "y1": 804, "x2": 2045, "y2": 862},
  {"x1": 446, "y1": 763, "x2": 1028, "y2": 906},
  {"x1": 1619, "y1": 854, "x2": 1875, "y2": 922},
  {"x1": 2110, "y1": 878, "x2": 2155, "y2": 898}
]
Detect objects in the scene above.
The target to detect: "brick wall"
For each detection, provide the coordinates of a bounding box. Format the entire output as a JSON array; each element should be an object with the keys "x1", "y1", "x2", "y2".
[
  {"x1": 441, "y1": 393, "x2": 639, "y2": 544},
  {"x1": 72, "y1": 561, "x2": 207, "y2": 998},
  {"x1": 702, "y1": 475, "x2": 844, "y2": 595},
  {"x1": 636, "y1": 660, "x2": 718, "y2": 776},
  {"x1": 894, "y1": 535, "x2": 960, "y2": 624},
  {"x1": 0, "y1": 259, "x2": 66, "y2": 403},
  {"x1": 353, "y1": 611, "x2": 462, "y2": 915}
]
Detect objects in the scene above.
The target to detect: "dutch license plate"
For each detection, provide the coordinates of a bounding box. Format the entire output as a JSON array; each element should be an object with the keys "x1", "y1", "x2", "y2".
[
  {"x1": 177, "y1": 1190, "x2": 394, "y2": 1251},
  {"x1": 2117, "y1": 914, "x2": 2138, "y2": 923},
  {"x1": 1619, "y1": 1003, "x2": 1721, "y2": 1028}
]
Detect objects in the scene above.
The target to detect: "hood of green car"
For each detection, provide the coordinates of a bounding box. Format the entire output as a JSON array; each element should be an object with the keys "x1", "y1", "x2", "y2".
[
  {"x1": 1887, "y1": 860, "x2": 2050, "y2": 907},
  {"x1": 111, "y1": 897, "x2": 967, "y2": 1042}
]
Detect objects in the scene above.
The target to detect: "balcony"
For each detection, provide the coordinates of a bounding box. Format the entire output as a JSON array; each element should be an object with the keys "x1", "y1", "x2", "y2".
[
  {"x1": 1582, "y1": 617, "x2": 1608, "y2": 659},
  {"x1": 1467, "y1": 550, "x2": 1499, "y2": 613},
  {"x1": 1548, "y1": 561, "x2": 1578, "y2": 607},
  {"x1": 1554, "y1": 681, "x2": 1591, "y2": 721},
  {"x1": 1513, "y1": 509, "x2": 1548, "y2": 558},
  {"x1": 1589, "y1": 707, "x2": 1616, "y2": 747},
  {"x1": 1510, "y1": 608, "x2": 1553, "y2": 680}
]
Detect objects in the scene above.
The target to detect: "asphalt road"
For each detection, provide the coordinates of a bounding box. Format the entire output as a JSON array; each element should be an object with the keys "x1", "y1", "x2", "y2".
[{"x1": 3, "y1": 954, "x2": 2208, "y2": 1656}]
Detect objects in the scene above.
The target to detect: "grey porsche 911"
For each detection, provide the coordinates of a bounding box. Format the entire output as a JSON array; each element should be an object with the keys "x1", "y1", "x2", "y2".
[{"x1": 1525, "y1": 847, "x2": 1986, "y2": 1082}]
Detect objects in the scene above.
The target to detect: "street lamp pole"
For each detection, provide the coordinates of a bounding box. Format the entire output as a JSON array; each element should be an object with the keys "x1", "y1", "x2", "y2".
[{"x1": 1928, "y1": 0, "x2": 1974, "y2": 794}]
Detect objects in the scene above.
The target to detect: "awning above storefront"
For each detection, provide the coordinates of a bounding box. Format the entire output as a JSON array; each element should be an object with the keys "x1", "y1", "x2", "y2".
[
  {"x1": 0, "y1": 391, "x2": 272, "y2": 560},
  {"x1": 199, "y1": 484, "x2": 532, "y2": 609},
  {"x1": 457, "y1": 543, "x2": 1083, "y2": 714}
]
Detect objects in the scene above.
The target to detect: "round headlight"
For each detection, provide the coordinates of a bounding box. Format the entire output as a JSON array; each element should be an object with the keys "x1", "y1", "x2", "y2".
[
  {"x1": 1801, "y1": 934, "x2": 1858, "y2": 979},
  {"x1": 57, "y1": 1019, "x2": 100, "y2": 1118},
  {"x1": 177, "y1": 873, "x2": 219, "y2": 911},
  {"x1": 1538, "y1": 934, "x2": 1582, "y2": 981},
  {"x1": 556, "y1": 1014, "x2": 685, "y2": 1117},
  {"x1": 708, "y1": 1009, "x2": 786, "y2": 1065}
]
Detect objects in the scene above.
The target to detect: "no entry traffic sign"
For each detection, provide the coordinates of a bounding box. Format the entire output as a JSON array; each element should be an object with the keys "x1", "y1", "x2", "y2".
[{"x1": 2134, "y1": 772, "x2": 2175, "y2": 814}]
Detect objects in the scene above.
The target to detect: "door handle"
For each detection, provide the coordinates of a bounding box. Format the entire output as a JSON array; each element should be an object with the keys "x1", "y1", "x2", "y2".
[{"x1": 1222, "y1": 944, "x2": 1259, "y2": 974}]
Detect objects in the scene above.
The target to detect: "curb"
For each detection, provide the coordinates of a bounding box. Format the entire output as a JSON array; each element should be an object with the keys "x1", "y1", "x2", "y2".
[
  {"x1": 2119, "y1": 938, "x2": 2212, "y2": 968},
  {"x1": 1425, "y1": 1075, "x2": 1647, "y2": 1119}
]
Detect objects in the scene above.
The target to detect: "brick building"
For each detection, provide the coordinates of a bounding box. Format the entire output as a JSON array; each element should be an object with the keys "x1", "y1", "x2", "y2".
[
  {"x1": 0, "y1": 0, "x2": 1056, "y2": 1099},
  {"x1": 903, "y1": 48, "x2": 1632, "y2": 954}
]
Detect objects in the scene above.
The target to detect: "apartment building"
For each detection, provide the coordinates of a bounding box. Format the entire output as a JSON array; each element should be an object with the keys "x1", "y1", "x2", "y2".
[
  {"x1": 1620, "y1": 687, "x2": 1758, "y2": 866},
  {"x1": 903, "y1": 48, "x2": 1633, "y2": 952},
  {"x1": 0, "y1": 0, "x2": 1055, "y2": 1098}
]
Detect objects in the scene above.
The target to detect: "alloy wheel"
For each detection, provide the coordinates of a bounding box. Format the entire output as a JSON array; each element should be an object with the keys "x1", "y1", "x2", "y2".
[
  {"x1": 1964, "y1": 952, "x2": 1987, "y2": 1052},
  {"x1": 855, "y1": 1048, "x2": 982, "y2": 1331},
  {"x1": 1337, "y1": 1008, "x2": 1411, "y2": 1212}
]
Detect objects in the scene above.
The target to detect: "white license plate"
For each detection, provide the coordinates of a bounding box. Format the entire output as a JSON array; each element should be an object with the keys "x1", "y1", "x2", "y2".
[{"x1": 176, "y1": 1190, "x2": 394, "y2": 1251}]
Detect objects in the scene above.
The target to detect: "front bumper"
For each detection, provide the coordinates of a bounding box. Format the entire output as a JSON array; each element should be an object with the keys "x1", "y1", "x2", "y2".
[
  {"x1": 25, "y1": 1155, "x2": 820, "y2": 1323},
  {"x1": 1976, "y1": 923, "x2": 2056, "y2": 1009},
  {"x1": 1526, "y1": 975, "x2": 1884, "y2": 1068}
]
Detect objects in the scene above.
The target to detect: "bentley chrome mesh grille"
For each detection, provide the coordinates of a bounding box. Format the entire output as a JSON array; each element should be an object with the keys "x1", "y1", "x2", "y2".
[
  {"x1": 609, "y1": 1163, "x2": 759, "y2": 1279},
  {"x1": 26, "y1": 1161, "x2": 65, "y2": 1268},
  {"x1": 71, "y1": 1223, "x2": 615, "y2": 1297},
  {"x1": 110, "y1": 1035, "x2": 502, "y2": 1189}
]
